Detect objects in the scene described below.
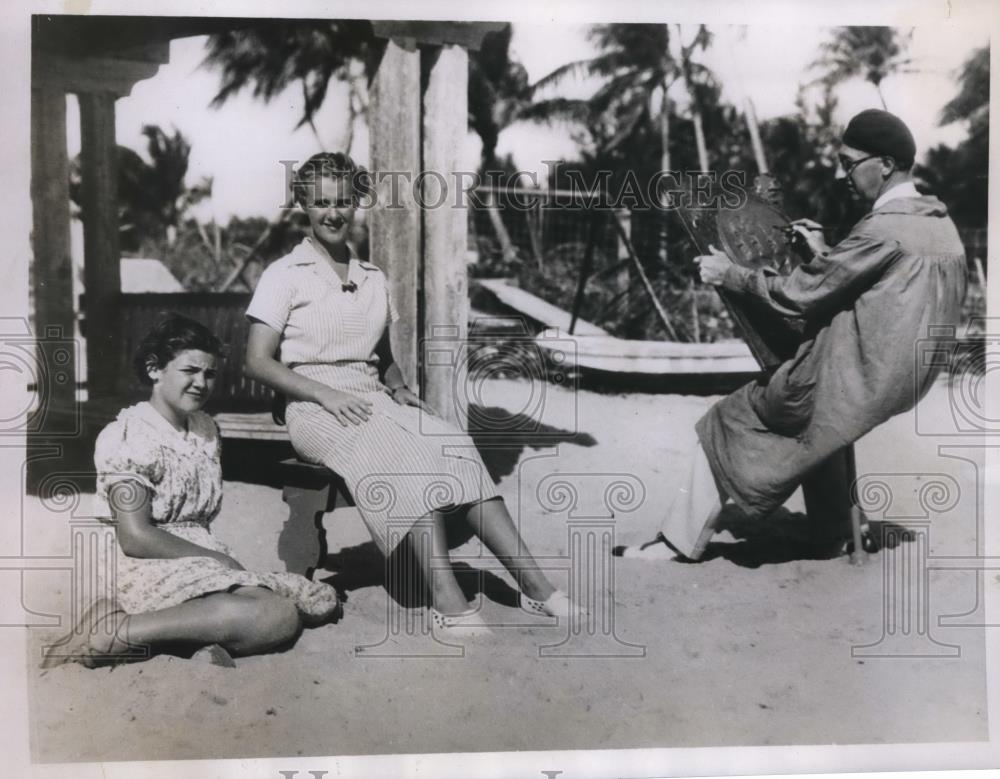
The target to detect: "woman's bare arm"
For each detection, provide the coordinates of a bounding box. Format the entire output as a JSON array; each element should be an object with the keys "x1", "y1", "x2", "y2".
[
  {"x1": 244, "y1": 321, "x2": 330, "y2": 402},
  {"x1": 109, "y1": 481, "x2": 243, "y2": 569}
]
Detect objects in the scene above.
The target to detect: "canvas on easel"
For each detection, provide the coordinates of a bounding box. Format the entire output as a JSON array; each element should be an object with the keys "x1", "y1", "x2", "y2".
[{"x1": 676, "y1": 176, "x2": 806, "y2": 370}]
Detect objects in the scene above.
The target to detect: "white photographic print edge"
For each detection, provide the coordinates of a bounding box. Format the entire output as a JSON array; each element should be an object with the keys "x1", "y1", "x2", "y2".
[{"x1": 2, "y1": 1, "x2": 997, "y2": 777}]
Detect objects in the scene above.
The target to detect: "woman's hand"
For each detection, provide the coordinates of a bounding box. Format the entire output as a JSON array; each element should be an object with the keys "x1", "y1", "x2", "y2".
[
  {"x1": 789, "y1": 218, "x2": 830, "y2": 256},
  {"x1": 315, "y1": 386, "x2": 373, "y2": 426},
  {"x1": 693, "y1": 244, "x2": 734, "y2": 286},
  {"x1": 391, "y1": 386, "x2": 437, "y2": 415}
]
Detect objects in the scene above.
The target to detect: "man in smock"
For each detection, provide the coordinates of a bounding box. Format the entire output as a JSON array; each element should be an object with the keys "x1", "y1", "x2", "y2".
[{"x1": 623, "y1": 109, "x2": 968, "y2": 561}]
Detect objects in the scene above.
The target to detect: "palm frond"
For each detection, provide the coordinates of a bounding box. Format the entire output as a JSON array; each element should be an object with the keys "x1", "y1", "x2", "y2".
[
  {"x1": 516, "y1": 98, "x2": 592, "y2": 126},
  {"x1": 530, "y1": 58, "x2": 598, "y2": 93}
]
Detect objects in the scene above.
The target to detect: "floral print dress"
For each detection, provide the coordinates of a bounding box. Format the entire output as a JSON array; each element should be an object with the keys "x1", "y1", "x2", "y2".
[{"x1": 93, "y1": 402, "x2": 339, "y2": 621}]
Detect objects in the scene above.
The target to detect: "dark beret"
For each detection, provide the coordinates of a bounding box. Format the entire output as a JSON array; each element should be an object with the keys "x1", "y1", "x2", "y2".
[{"x1": 842, "y1": 109, "x2": 916, "y2": 169}]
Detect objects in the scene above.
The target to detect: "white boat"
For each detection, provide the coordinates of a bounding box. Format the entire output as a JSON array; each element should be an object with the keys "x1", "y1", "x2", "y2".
[{"x1": 535, "y1": 328, "x2": 759, "y2": 375}]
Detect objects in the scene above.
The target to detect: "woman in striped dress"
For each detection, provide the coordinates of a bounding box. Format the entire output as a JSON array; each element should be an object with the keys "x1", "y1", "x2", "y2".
[{"x1": 245, "y1": 152, "x2": 577, "y2": 635}]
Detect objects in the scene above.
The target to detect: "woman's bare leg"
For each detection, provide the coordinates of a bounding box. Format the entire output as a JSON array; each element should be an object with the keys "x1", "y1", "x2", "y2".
[
  {"x1": 462, "y1": 497, "x2": 556, "y2": 602},
  {"x1": 406, "y1": 511, "x2": 472, "y2": 616},
  {"x1": 93, "y1": 587, "x2": 302, "y2": 658}
]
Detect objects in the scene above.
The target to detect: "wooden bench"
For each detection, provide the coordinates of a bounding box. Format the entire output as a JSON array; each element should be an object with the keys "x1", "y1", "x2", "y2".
[
  {"x1": 277, "y1": 458, "x2": 355, "y2": 579},
  {"x1": 214, "y1": 412, "x2": 353, "y2": 579}
]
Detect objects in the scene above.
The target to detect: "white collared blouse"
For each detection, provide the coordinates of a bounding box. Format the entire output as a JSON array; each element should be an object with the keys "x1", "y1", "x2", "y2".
[{"x1": 246, "y1": 238, "x2": 399, "y2": 372}]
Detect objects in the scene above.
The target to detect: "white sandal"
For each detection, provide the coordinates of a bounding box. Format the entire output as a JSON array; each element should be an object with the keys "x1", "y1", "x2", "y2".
[
  {"x1": 520, "y1": 590, "x2": 585, "y2": 621},
  {"x1": 429, "y1": 606, "x2": 493, "y2": 637}
]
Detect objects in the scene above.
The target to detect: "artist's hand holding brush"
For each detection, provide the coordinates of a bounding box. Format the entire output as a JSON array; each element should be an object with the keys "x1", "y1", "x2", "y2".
[{"x1": 787, "y1": 218, "x2": 830, "y2": 256}]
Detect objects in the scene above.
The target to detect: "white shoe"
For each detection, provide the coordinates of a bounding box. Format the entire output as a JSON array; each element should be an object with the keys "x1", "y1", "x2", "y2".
[
  {"x1": 429, "y1": 606, "x2": 493, "y2": 638},
  {"x1": 520, "y1": 589, "x2": 586, "y2": 621}
]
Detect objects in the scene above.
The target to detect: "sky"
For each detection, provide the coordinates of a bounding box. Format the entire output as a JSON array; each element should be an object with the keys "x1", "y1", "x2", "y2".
[{"x1": 64, "y1": 20, "x2": 988, "y2": 223}]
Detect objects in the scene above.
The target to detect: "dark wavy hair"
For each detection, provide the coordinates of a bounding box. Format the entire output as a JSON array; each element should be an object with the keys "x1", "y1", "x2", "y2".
[
  {"x1": 132, "y1": 313, "x2": 225, "y2": 386},
  {"x1": 290, "y1": 151, "x2": 373, "y2": 207}
]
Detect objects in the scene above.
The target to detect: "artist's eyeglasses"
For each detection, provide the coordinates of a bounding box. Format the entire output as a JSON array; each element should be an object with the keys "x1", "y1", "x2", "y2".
[{"x1": 837, "y1": 154, "x2": 880, "y2": 178}]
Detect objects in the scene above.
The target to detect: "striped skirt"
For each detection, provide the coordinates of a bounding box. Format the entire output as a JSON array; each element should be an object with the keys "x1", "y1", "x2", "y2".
[{"x1": 285, "y1": 363, "x2": 499, "y2": 553}]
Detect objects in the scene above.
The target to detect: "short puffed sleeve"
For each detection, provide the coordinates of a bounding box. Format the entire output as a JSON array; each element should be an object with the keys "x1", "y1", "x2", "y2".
[
  {"x1": 93, "y1": 417, "x2": 165, "y2": 515},
  {"x1": 246, "y1": 261, "x2": 295, "y2": 333}
]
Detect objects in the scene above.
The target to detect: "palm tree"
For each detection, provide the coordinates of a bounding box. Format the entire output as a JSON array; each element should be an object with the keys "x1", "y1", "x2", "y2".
[
  {"x1": 676, "y1": 24, "x2": 713, "y2": 171},
  {"x1": 939, "y1": 45, "x2": 989, "y2": 131},
  {"x1": 71, "y1": 124, "x2": 211, "y2": 252},
  {"x1": 523, "y1": 24, "x2": 678, "y2": 174},
  {"x1": 467, "y1": 25, "x2": 533, "y2": 264},
  {"x1": 915, "y1": 46, "x2": 989, "y2": 229},
  {"x1": 522, "y1": 23, "x2": 726, "y2": 340},
  {"x1": 203, "y1": 23, "x2": 532, "y2": 263},
  {"x1": 673, "y1": 24, "x2": 718, "y2": 342},
  {"x1": 140, "y1": 125, "x2": 213, "y2": 246},
  {"x1": 517, "y1": 25, "x2": 668, "y2": 336},
  {"x1": 202, "y1": 20, "x2": 375, "y2": 152},
  {"x1": 519, "y1": 23, "x2": 679, "y2": 315},
  {"x1": 810, "y1": 27, "x2": 914, "y2": 110}
]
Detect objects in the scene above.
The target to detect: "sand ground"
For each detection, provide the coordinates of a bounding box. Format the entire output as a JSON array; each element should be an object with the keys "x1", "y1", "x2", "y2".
[{"x1": 24, "y1": 376, "x2": 989, "y2": 762}]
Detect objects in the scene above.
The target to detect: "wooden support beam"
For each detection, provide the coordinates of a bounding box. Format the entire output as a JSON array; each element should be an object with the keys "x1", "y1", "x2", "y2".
[
  {"x1": 421, "y1": 45, "x2": 469, "y2": 429},
  {"x1": 30, "y1": 88, "x2": 76, "y2": 416},
  {"x1": 33, "y1": 54, "x2": 162, "y2": 97},
  {"x1": 369, "y1": 38, "x2": 422, "y2": 390},
  {"x1": 371, "y1": 21, "x2": 506, "y2": 52},
  {"x1": 79, "y1": 92, "x2": 121, "y2": 399}
]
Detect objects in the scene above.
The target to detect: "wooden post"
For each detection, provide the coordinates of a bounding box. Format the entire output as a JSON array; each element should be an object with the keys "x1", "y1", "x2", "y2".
[
  {"x1": 30, "y1": 88, "x2": 76, "y2": 415},
  {"x1": 369, "y1": 39, "x2": 422, "y2": 390},
  {"x1": 32, "y1": 39, "x2": 163, "y2": 405},
  {"x1": 421, "y1": 44, "x2": 469, "y2": 428},
  {"x1": 78, "y1": 92, "x2": 121, "y2": 399}
]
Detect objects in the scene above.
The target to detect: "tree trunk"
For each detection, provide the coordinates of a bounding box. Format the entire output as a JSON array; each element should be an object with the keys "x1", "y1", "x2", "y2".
[
  {"x1": 525, "y1": 202, "x2": 544, "y2": 270},
  {"x1": 659, "y1": 83, "x2": 671, "y2": 173},
  {"x1": 874, "y1": 81, "x2": 888, "y2": 110},
  {"x1": 744, "y1": 97, "x2": 769, "y2": 175},
  {"x1": 680, "y1": 41, "x2": 707, "y2": 342},
  {"x1": 691, "y1": 108, "x2": 709, "y2": 171},
  {"x1": 688, "y1": 279, "x2": 701, "y2": 342},
  {"x1": 687, "y1": 103, "x2": 706, "y2": 342},
  {"x1": 344, "y1": 78, "x2": 358, "y2": 156},
  {"x1": 484, "y1": 189, "x2": 518, "y2": 265},
  {"x1": 658, "y1": 36, "x2": 678, "y2": 339}
]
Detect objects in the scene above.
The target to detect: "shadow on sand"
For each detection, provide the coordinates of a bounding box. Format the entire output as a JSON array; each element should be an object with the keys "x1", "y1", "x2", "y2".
[
  {"x1": 687, "y1": 504, "x2": 916, "y2": 568},
  {"x1": 318, "y1": 538, "x2": 522, "y2": 611},
  {"x1": 307, "y1": 404, "x2": 595, "y2": 605}
]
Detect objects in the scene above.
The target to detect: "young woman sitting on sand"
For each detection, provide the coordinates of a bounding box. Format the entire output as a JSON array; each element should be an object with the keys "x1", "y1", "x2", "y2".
[
  {"x1": 43, "y1": 315, "x2": 340, "y2": 669},
  {"x1": 244, "y1": 151, "x2": 581, "y2": 635}
]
